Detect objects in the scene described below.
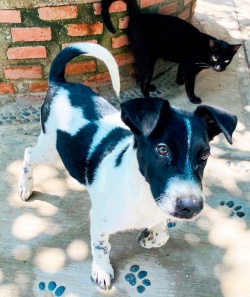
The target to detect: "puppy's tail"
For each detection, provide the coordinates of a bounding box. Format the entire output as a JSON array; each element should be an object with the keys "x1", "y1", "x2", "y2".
[
  {"x1": 49, "y1": 43, "x2": 120, "y2": 96},
  {"x1": 102, "y1": 0, "x2": 140, "y2": 34}
]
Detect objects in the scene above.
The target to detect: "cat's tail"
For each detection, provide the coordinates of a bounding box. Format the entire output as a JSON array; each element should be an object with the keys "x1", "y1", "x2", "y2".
[{"x1": 102, "y1": 0, "x2": 141, "y2": 34}]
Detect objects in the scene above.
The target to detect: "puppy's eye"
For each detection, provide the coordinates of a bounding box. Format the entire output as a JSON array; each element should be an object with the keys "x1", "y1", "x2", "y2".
[
  {"x1": 156, "y1": 144, "x2": 169, "y2": 156},
  {"x1": 201, "y1": 152, "x2": 210, "y2": 161},
  {"x1": 225, "y1": 60, "x2": 230, "y2": 63},
  {"x1": 212, "y1": 56, "x2": 218, "y2": 62}
]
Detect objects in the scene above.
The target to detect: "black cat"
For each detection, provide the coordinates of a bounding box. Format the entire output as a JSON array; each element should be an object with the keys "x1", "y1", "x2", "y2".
[{"x1": 102, "y1": 0, "x2": 241, "y2": 103}]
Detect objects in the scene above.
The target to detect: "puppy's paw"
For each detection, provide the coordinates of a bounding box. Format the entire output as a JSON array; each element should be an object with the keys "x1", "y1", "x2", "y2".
[
  {"x1": 138, "y1": 227, "x2": 169, "y2": 249},
  {"x1": 18, "y1": 177, "x2": 33, "y2": 201},
  {"x1": 91, "y1": 260, "x2": 114, "y2": 290}
]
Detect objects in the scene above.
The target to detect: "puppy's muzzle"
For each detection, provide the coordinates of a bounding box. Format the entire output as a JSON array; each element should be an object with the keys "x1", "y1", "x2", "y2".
[{"x1": 174, "y1": 197, "x2": 203, "y2": 219}]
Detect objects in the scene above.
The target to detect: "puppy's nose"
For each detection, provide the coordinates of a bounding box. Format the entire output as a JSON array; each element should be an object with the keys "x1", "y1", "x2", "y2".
[{"x1": 175, "y1": 197, "x2": 203, "y2": 219}]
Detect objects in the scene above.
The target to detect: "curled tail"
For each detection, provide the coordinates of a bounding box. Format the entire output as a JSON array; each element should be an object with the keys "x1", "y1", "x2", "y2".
[
  {"x1": 102, "y1": 0, "x2": 140, "y2": 33},
  {"x1": 49, "y1": 43, "x2": 120, "y2": 97}
]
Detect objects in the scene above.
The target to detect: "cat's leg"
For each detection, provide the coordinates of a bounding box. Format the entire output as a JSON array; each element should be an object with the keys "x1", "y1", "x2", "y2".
[
  {"x1": 132, "y1": 48, "x2": 156, "y2": 97},
  {"x1": 138, "y1": 221, "x2": 169, "y2": 249},
  {"x1": 176, "y1": 64, "x2": 184, "y2": 85},
  {"x1": 138, "y1": 61, "x2": 156, "y2": 97},
  {"x1": 183, "y1": 67, "x2": 202, "y2": 104}
]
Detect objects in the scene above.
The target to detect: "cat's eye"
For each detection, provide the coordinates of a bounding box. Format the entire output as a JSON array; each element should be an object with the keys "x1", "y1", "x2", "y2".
[
  {"x1": 212, "y1": 56, "x2": 218, "y2": 62},
  {"x1": 156, "y1": 144, "x2": 169, "y2": 156},
  {"x1": 200, "y1": 152, "x2": 210, "y2": 161},
  {"x1": 225, "y1": 60, "x2": 230, "y2": 63}
]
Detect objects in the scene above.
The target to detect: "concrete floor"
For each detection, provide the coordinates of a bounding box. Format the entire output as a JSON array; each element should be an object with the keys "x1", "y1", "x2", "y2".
[{"x1": 0, "y1": 0, "x2": 249, "y2": 296}]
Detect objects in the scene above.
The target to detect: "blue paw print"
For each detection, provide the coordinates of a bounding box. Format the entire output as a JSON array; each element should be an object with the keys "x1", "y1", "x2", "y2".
[
  {"x1": 125, "y1": 265, "x2": 151, "y2": 293},
  {"x1": 167, "y1": 222, "x2": 176, "y2": 228},
  {"x1": 39, "y1": 281, "x2": 65, "y2": 296},
  {"x1": 220, "y1": 200, "x2": 245, "y2": 218}
]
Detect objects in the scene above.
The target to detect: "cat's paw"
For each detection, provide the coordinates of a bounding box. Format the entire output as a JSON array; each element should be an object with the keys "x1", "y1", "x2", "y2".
[
  {"x1": 190, "y1": 97, "x2": 202, "y2": 104},
  {"x1": 142, "y1": 90, "x2": 150, "y2": 97},
  {"x1": 148, "y1": 84, "x2": 156, "y2": 92},
  {"x1": 176, "y1": 78, "x2": 184, "y2": 85}
]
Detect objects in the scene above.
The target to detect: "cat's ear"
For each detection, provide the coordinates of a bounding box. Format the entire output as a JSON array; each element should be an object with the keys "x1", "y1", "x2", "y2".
[
  {"x1": 194, "y1": 105, "x2": 237, "y2": 144},
  {"x1": 209, "y1": 39, "x2": 216, "y2": 48},
  {"x1": 120, "y1": 98, "x2": 170, "y2": 136},
  {"x1": 231, "y1": 44, "x2": 241, "y2": 54}
]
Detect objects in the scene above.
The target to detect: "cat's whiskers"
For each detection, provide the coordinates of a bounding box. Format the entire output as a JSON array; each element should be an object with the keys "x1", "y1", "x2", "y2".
[
  {"x1": 196, "y1": 62, "x2": 211, "y2": 67},
  {"x1": 197, "y1": 65, "x2": 211, "y2": 69}
]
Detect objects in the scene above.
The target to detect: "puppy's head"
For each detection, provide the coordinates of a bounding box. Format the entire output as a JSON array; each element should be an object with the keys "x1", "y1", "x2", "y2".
[{"x1": 121, "y1": 98, "x2": 237, "y2": 220}]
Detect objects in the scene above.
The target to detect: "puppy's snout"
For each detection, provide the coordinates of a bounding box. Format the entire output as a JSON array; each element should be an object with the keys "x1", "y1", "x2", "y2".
[{"x1": 175, "y1": 197, "x2": 203, "y2": 219}]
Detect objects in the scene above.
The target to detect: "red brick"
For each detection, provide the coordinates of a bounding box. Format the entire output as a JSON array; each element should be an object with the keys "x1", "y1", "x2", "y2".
[
  {"x1": 93, "y1": 1, "x2": 127, "y2": 15},
  {"x1": 93, "y1": 3, "x2": 102, "y2": 15},
  {"x1": 114, "y1": 52, "x2": 135, "y2": 66},
  {"x1": 140, "y1": 0, "x2": 163, "y2": 8},
  {"x1": 0, "y1": 10, "x2": 21, "y2": 23},
  {"x1": 119, "y1": 16, "x2": 129, "y2": 29},
  {"x1": 0, "y1": 82, "x2": 15, "y2": 94},
  {"x1": 29, "y1": 81, "x2": 48, "y2": 92},
  {"x1": 84, "y1": 72, "x2": 111, "y2": 84},
  {"x1": 178, "y1": 8, "x2": 190, "y2": 20},
  {"x1": 65, "y1": 60, "x2": 96, "y2": 75},
  {"x1": 62, "y1": 40, "x2": 98, "y2": 49},
  {"x1": 4, "y1": 66, "x2": 43, "y2": 80},
  {"x1": 67, "y1": 23, "x2": 103, "y2": 36},
  {"x1": 38, "y1": 5, "x2": 78, "y2": 21},
  {"x1": 7, "y1": 46, "x2": 46, "y2": 60},
  {"x1": 159, "y1": 3, "x2": 177, "y2": 15},
  {"x1": 109, "y1": 1, "x2": 127, "y2": 13},
  {"x1": 112, "y1": 35, "x2": 129, "y2": 48},
  {"x1": 11, "y1": 27, "x2": 52, "y2": 42}
]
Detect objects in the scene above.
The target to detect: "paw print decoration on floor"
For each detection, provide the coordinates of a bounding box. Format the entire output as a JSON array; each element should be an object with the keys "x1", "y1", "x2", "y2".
[
  {"x1": 225, "y1": 160, "x2": 250, "y2": 173},
  {"x1": 125, "y1": 265, "x2": 151, "y2": 294},
  {"x1": 39, "y1": 281, "x2": 65, "y2": 297},
  {"x1": 219, "y1": 200, "x2": 245, "y2": 218}
]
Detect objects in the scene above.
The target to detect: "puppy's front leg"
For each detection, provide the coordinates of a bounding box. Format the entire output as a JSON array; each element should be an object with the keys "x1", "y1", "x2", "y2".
[
  {"x1": 138, "y1": 221, "x2": 169, "y2": 249},
  {"x1": 91, "y1": 225, "x2": 114, "y2": 290}
]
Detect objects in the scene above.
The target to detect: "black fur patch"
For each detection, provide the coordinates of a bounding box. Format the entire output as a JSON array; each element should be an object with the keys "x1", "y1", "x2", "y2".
[
  {"x1": 87, "y1": 127, "x2": 131, "y2": 184},
  {"x1": 64, "y1": 82, "x2": 117, "y2": 122},
  {"x1": 41, "y1": 86, "x2": 59, "y2": 133},
  {"x1": 56, "y1": 123, "x2": 98, "y2": 185},
  {"x1": 115, "y1": 144, "x2": 130, "y2": 167}
]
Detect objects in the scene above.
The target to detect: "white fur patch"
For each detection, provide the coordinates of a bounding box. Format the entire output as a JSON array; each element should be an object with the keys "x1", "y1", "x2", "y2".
[
  {"x1": 184, "y1": 118, "x2": 192, "y2": 178},
  {"x1": 157, "y1": 177, "x2": 203, "y2": 217},
  {"x1": 52, "y1": 89, "x2": 89, "y2": 136}
]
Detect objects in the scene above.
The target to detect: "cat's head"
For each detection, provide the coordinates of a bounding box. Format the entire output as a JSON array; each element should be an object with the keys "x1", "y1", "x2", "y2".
[{"x1": 209, "y1": 39, "x2": 241, "y2": 72}]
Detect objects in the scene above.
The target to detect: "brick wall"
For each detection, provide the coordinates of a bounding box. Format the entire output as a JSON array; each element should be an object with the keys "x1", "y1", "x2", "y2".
[{"x1": 0, "y1": 0, "x2": 197, "y2": 105}]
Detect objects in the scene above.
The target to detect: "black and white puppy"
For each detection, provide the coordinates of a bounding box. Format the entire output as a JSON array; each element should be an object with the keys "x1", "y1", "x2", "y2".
[{"x1": 18, "y1": 43, "x2": 237, "y2": 291}]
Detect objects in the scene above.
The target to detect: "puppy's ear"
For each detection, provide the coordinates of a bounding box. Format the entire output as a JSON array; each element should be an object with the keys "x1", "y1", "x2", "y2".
[
  {"x1": 120, "y1": 98, "x2": 170, "y2": 136},
  {"x1": 194, "y1": 105, "x2": 237, "y2": 144}
]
